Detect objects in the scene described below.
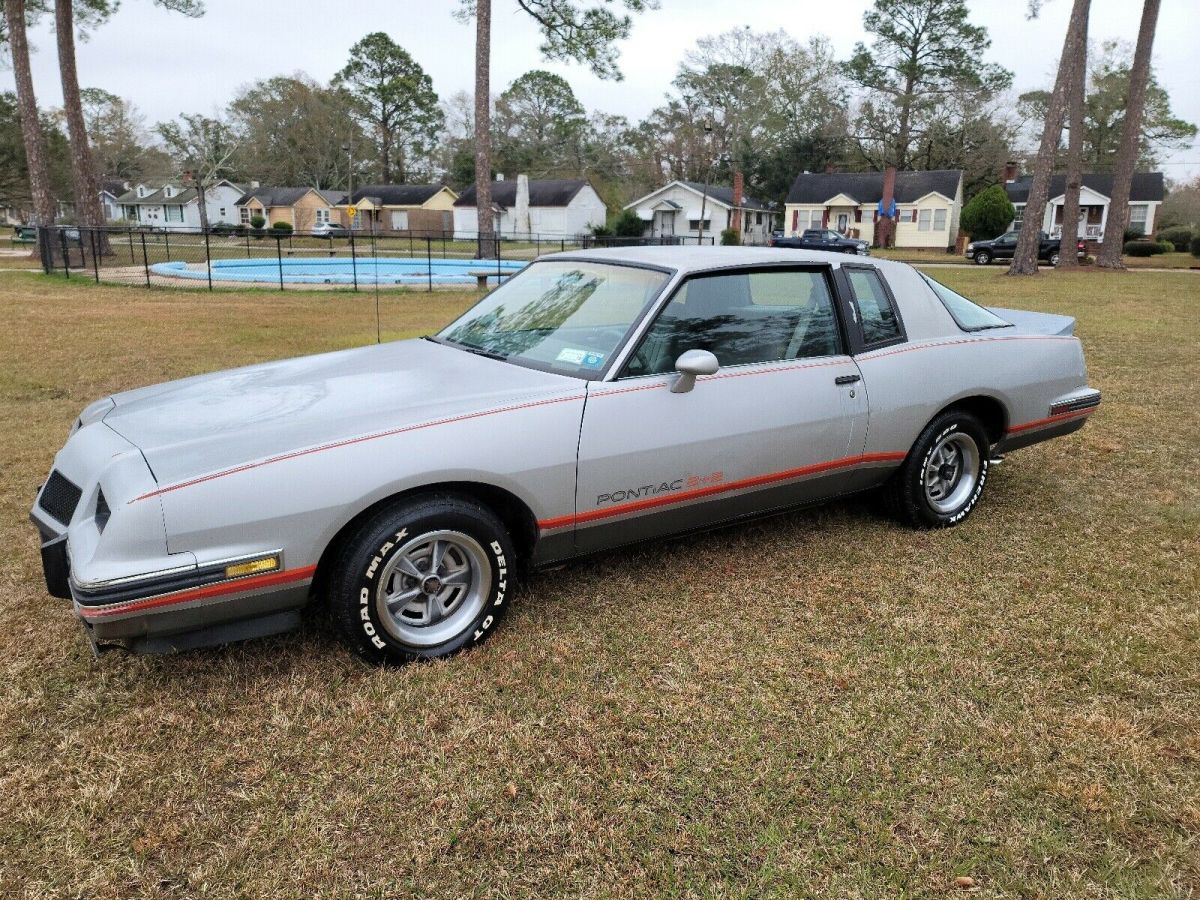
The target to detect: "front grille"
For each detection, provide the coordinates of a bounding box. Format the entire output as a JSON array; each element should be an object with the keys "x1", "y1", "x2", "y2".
[{"x1": 39, "y1": 471, "x2": 83, "y2": 525}]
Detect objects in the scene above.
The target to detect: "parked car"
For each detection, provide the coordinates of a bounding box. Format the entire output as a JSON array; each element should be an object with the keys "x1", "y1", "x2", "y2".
[
  {"x1": 33, "y1": 247, "x2": 1100, "y2": 663},
  {"x1": 771, "y1": 228, "x2": 870, "y2": 255},
  {"x1": 312, "y1": 222, "x2": 349, "y2": 238},
  {"x1": 966, "y1": 230, "x2": 1085, "y2": 266}
]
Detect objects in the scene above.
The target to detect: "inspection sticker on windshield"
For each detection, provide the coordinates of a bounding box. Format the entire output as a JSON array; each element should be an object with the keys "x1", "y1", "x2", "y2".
[{"x1": 557, "y1": 348, "x2": 605, "y2": 368}]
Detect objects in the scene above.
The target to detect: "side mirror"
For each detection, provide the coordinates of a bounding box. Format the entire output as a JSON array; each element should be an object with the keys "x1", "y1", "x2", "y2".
[{"x1": 670, "y1": 349, "x2": 720, "y2": 394}]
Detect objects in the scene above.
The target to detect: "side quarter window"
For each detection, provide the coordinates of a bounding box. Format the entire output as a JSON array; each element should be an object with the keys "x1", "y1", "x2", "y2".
[{"x1": 845, "y1": 267, "x2": 904, "y2": 347}]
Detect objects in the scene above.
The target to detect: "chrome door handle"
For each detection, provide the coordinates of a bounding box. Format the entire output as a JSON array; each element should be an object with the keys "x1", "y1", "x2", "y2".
[{"x1": 835, "y1": 374, "x2": 861, "y2": 385}]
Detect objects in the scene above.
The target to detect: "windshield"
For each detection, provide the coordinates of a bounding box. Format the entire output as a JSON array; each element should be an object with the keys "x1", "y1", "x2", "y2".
[
  {"x1": 920, "y1": 273, "x2": 1012, "y2": 331},
  {"x1": 437, "y1": 260, "x2": 671, "y2": 379}
]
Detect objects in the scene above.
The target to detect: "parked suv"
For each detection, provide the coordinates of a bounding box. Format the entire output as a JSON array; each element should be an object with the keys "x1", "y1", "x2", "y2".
[
  {"x1": 770, "y1": 229, "x2": 870, "y2": 255},
  {"x1": 966, "y1": 231, "x2": 1085, "y2": 266}
]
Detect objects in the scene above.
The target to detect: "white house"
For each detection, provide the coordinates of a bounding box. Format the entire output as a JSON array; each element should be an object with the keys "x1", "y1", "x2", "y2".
[
  {"x1": 453, "y1": 178, "x2": 606, "y2": 238},
  {"x1": 1004, "y1": 171, "x2": 1165, "y2": 241},
  {"x1": 99, "y1": 179, "x2": 129, "y2": 222},
  {"x1": 784, "y1": 170, "x2": 964, "y2": 249},
  {"x1": 623, "y1": 180, "x2": 776, "y2": 245},
  {"x1": 115, "y1": 180, "x2": 243, "y2": 229}
]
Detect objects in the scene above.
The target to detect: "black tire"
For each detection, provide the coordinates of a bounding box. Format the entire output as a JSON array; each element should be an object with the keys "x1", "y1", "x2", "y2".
[
  {"x1": 330, "y1": 494, "x2": 517, "y2": 665},
  {"x1": 883, "y1": 410, "x2": 990, "y2": 528},
  {"x1": 1048, "y1": 251, "x2": 1060, "y2": 267},
  {"x1": 973, "y1": 250, "x2": 991, "y2": 265}
]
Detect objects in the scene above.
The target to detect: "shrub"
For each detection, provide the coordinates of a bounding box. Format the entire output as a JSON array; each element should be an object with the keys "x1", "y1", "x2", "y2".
[
  {"x1": 1123, "y1": 240, "x2": 1164, "y2": 257},
  {"x1": 1123, "y1": 227, "x2": 1144, "y2": 243},
  {"x1": 271, "y1": 221, "x2": 294, "y2": 234},
  {"x1": 612, "y1": 209, "x2": 644, "y2": 238},
  {"x1": 1192, "y1": 234, "x2": 1200, "y2": 258},
  {"x1": 720, "y1": 227, "x2": 740, "y2": 246},
  {"x1": 1158, "y1": 240, "x2": 1175, "y2": 254},
  {"x1": 960, "y1": 185, "x2": 1015, "y2": 241},
  {"x1": 591, "y1": 223, "x2": 614, "y2": 237},
  {"x1": 249, "y1": 215, "x2": 266, "y2": 229},
  {"x1": 1156, "y1": 225, "x2": 1193, "y2": 252}
]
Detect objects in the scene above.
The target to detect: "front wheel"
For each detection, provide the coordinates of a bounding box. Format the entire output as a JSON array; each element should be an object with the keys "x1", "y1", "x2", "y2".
[
  {"x1": 883, "y1": 411, "x2": 990, "y2": 528},
  {"x1": 330, "y1": 495, "x2": 517, "y2": 665},
  {"x1": 1048, "y1": 251, "x2": 1060, "y2": 266},
  {"x1": 973, "y1": 250, "x2": 991, "y2": 265}
]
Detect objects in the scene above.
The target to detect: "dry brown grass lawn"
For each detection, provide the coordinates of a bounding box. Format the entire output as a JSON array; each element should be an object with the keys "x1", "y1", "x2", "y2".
[{"x1": 0, "y1": 269, "x2": 1197, "y2": 898}]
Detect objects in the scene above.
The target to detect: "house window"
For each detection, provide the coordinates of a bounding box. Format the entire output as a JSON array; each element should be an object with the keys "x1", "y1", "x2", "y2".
[
  {"x1": 219, "y1": 208, "x2": 226, "y2": 217},
  {"x1": 806, "y1": 210, "x2": 823, "y2": 230},
  {"x1": 316, "y1": 208, "x2": 331, "y2": 225},
  {"x1": 391, "y1": 210, "x2": 409, "y2": 230},
  {"x1": 755, "y1": 212, "x2": 763, "y2": 225},
  {"x1": 1128, "y1": 204, "x2": 1148, "y2": 235},
  {"x1": 687, "y1": 218, "x2": 711, "y2": 231},
  {"x1": 1012, "y1": 204, "x2": 1024, "y2": 228},
  {"x1": 240, "y1": 207, "x2": 251, "y2": 224},
  {"x1": 918, "y1": 209, "x2": 932, "y2": 231},
  {"x1": 933, "y1": 209, "x2": 947, "y2": 231},
  {"x1": 165, "y1": 205, "x2": 183, "y2": 223}
]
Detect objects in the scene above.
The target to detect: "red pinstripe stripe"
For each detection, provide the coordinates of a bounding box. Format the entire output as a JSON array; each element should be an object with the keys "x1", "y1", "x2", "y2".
[
  {"x1": 1007, "y1": 406, "x2": 1097, "y2": 433},
  {"x1": 132, "y1": 394, "x2": 584, "y2": 503},
  {"x1": 538, "y1": 451, "x2": 907, "y2": 530},
  {"x1": 80, "y1": 564, "x2": 318, "y2": 619}
]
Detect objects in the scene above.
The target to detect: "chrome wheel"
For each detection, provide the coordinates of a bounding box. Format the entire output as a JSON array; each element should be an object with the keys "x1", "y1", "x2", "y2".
[
  {"x1": 923, "y1": 432, "x2": 981, "y2": 514},
  {"x1": 375, "y1": 530, "x2": 491, "y2": 647},
  {"x1": 1049, "y1": 251, "x2": 1060, "y2": 266}
]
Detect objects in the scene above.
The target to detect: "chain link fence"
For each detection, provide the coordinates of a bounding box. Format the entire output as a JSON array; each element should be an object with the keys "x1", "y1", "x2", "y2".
[{"x1": 35, "y1": 226, "x2": 715, "y2": 291}]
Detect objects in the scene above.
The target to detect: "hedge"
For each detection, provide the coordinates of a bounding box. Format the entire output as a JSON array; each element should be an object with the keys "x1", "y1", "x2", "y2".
[
  {"x1": 1123, "y1": 240, "x2": 1165, "y2": 257},
  {"x1": 1156, "y1": 226, "x2": 1193, "y2": 252}
]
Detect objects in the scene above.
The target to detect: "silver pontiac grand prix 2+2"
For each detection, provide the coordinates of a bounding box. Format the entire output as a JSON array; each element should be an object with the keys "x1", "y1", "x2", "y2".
[{"x1": 31, "y1": 247, "x2": 1101, "y2": 664}]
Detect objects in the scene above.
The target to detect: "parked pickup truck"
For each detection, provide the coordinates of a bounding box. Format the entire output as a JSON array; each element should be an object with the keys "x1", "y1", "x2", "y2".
[
  {"x1": 966, "y1": 231, "x2": 1085, "y2": 266},
  {"x1": 770, "y1": 229, "x2": 870, "y2": 255}
]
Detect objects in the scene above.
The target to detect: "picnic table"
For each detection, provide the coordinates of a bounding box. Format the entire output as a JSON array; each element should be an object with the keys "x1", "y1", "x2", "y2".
[{"x1": 12, "y1": 226, "x2": 36, "y2": 244}]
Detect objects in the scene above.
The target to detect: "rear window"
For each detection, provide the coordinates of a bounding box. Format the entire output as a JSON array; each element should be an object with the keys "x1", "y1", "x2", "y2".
[
  {"x1": 845, "y1": 268, "x2": 903, "y2": 345},
  {"x1": 920, "y1": 274, "x2": 1012, "y2": 331}
]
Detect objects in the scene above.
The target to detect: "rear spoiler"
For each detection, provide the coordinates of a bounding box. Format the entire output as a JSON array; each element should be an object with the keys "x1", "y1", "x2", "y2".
[{"x1": 986, "y1": 307, "x2": 1075, "y2": 336}]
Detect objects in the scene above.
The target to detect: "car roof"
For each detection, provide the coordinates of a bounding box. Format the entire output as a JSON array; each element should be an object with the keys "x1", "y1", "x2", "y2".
[{"x1": 539, "y1": 245, "x2": 907, "y2": 276}]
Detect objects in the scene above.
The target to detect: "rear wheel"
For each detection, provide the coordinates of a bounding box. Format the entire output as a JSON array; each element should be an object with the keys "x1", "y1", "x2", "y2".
[
  {"x1": 973, "y1": 250, "x2": 992, "y2": 265},
  {"x1": 1048, "y1": 250, "x2": 1061, "y2": 266},
  {"x1": 330, "y1": 495, "x2": 517, "y2": 665},
  {"x1": 884, "y1": 411, "x2": 990, "y2": 528}
]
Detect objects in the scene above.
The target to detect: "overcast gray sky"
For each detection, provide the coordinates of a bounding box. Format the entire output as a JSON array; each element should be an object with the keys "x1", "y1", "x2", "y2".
[{"x1": 4, "y1": 0, "x2": 1198, "y2": 179}]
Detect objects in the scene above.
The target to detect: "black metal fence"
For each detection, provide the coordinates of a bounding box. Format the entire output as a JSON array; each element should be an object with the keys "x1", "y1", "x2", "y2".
[{"x1": 35, "y1": 225, "x2": 715, "y2": 292}]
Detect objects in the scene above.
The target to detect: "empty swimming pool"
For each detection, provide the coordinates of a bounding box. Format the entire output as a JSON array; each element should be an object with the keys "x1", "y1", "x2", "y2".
[{"x1": 151, "y1": 257, "x2": 527, "y2": 285}]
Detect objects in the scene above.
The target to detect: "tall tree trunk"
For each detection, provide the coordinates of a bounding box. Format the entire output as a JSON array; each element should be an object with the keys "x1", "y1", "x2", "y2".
[
  {"x1": 1057, "y1": 1, "x2": 1090, "y2": 270},
  {"x1": 4, "y1": 0, "x2": 55, "y2": 229},
  {"x1": 55, "y1": 0, "x2": 109, "y2": 253},
  {"x1": 195, "y1": 179, "x2": 210, "y2": 233},
  {"x1": 474, "y1": 0, "x2": 495, "y2": 258},
  {"x1": 1008, "y1": 0, "x2": 1089, "y2": 276},
  {"x1": 1096, "y1": 0, "x2": 1160, "y2": 269}
]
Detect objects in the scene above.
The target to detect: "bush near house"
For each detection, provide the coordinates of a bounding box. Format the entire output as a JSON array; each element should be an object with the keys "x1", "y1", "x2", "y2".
[
  {"x1": 271, "y1": 222, "x2": 294, "y2": 234},
  {"x1": 612, "y1": 209, "x2": 644, "y2": 238},
  {"x1": 720, "y1": 227, "x2": 740, "y2": 246},
  {"x1": 1123, "y1": 227, "x2": 1144, "y2": 244},
  {"x1": 591, "y1": 223, "x2": 614, "y2": 237},
  {"x1": 249, "y1": 215, "x2": 266, "y2": 229},
  {"x1": 1156, "y1": 226, "x2": 1193, "y2": 252},
  {"x1": 1124, "y1": 240, "x2": 1165, "y2": 257},
  {"x1": 960, "y1": 185, "x2": 1015, "y2": 241},
  {"x1": 1192, "y1": 234, "x2": 1200, "y2": 258}
]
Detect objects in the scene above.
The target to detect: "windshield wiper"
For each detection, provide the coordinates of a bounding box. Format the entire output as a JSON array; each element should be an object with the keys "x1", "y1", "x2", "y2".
[{"x1": 427, "y1": 335, "x2": 507, "y2": 361}]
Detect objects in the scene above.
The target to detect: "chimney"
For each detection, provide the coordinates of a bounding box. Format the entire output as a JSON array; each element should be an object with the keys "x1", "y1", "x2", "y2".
[
  {"x1": 514, "y1": 174, "x2": 531, "y2": 235},
  {"x1": 250, "y1": 180, "x2": 260, "y2": 189},
  {"x1": 875, "y1": 165, "x2": 898, "y2": 249},
  {"x1": 732, "y1": 171, "x2": 744, "y2": 238},
  {"x1": 1003, "y1": 161, "x2": 1018, "y2": 183}
]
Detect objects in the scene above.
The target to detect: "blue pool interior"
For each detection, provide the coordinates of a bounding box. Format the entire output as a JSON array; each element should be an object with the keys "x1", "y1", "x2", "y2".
[{"x1": 152, "y1": 257, "x2": 528, "y2": 285}]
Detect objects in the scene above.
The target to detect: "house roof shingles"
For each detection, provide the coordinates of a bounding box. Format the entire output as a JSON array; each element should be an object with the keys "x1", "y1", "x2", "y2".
[
  {"x1": 786, "y1": 170, "x2": 963, "y2": 205},
  {"x1": 676, "y1": 181, "x2": 771, "y2": 212},
  {"x1": 455, "y1": 179, "x2": 589, "y2": 209},
  {"x1": 235, "y1": 186, "x2": 346, "y2": 207},
  {"x1": 1004, "y1": 172, "x2": 1164, "y2": 204},
  {"x1": 349, "y1": 184, "x2": 446, "y2": 206}
]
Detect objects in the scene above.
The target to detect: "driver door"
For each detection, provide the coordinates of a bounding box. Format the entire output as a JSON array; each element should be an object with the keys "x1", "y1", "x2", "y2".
[{"x1": 571, "y1": 266, "x2": 867, "y2": 554}]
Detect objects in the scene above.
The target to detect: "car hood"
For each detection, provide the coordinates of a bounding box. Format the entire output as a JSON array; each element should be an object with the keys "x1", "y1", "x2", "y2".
[{"x1": 102, "y1": 339, "x2": 580, "y2": 487}]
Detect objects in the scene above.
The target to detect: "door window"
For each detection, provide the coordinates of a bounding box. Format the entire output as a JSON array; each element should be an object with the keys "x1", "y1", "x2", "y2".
[
  {"x1": 844, "y1": 267, "x2": 903, "y2": 346},
  {"x1": 623, "y1": 269, "x2": 841, "y2": 376}
]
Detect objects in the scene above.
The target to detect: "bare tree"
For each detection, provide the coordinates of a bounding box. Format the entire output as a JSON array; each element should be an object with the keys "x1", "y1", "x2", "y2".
[
  {"x1": 1008, "y1": 0, "x2": 1089, "y2": 276},
  {"x1": 3, "y1": 0, "x2": 55, "y2": 228},
  {"x1": 1096, "y1": 0, "x2": 1160, "y2": 268},
  {"x1": 474, "y1": 0, "x2": 494, "y2": 256},
  {"x1": 1057, "y1": 2, "x2": 1089, "y2": 269},
  {"x1": 156, "y1": 113, "x2": 238, "y2": 233}
]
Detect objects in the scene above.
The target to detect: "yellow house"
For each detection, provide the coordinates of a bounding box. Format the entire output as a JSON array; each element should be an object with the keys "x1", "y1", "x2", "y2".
[
  {"x1": 235, "y1": 186, "x2": 347, "y2": 233},
  {"x1": 338, "y1": 184, "x2": 458, "y2": 235},
  {"x1": 784, "y1": 170, "x2": 964, "y2": 250}
]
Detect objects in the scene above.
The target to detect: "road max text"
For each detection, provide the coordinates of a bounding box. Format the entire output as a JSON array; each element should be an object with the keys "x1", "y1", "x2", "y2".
[{"x1": 597, "y1": 471, "x2": 724, "y2": 506}]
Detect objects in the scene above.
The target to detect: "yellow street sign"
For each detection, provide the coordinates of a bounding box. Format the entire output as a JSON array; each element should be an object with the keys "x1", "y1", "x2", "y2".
[{"x1": 346, "y1": 205, "x2": 357, "y2": 219}]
